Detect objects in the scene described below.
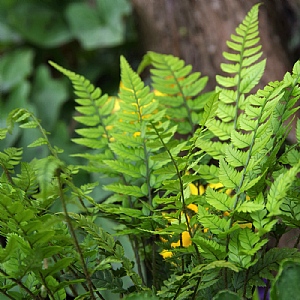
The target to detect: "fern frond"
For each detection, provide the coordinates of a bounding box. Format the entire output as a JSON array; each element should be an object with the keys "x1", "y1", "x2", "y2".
[
  {"x1": 140, "y1": 51, "x2": 209, "y2": 134},
  {"x1": 217, "y1": 3, "x2": 264, "y2": 93},
  {"x1": 207, "y1": 4, "x2": 265, "y2": 142},
  {"x1": 198, "y1": 205, "x2": 230, "y2": 235},
  {"x1": 193, "y1": 236, "x2": 227, "y2": 261},
  {"x1": 12, "y1": 162, "x2": 38, "y2": 195},
  {"x1": 266, "y1": 163, "x2": 300, "y2": 216},
  {"x1": 104, "y1": 183, "x2": 145, "y2": 198},
  {"x1": 49, "y1": 61, "x2": 116, "y2": 161},
  {"x1": 205, "y1": 187, "x2": 235, "y2": 211},
  {"x1": 0, "y1": 147, "x2": 23, "y2": 179}
]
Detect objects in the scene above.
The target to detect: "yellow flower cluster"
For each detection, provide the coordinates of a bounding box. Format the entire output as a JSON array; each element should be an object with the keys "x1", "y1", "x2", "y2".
[
  {"x1": 159, "y1": 182, "x2": 252, "y2": 259},
  {"x1": 159, "y1": 182, "x2": 205, "y2": 259}
]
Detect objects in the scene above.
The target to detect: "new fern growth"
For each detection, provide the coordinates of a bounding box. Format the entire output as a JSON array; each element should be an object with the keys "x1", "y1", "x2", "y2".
[{"x1": 0, "y1": 4, "x2": 299, "y2": 300}]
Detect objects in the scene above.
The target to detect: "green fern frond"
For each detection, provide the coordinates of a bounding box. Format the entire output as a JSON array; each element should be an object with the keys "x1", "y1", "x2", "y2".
[
  {"x1": 33, "y1": 156, "x2": 62, "y2": 199},
  {"x1": 248, "y1": 248, "x2": 300, "y2": 287},
  {"x1": 193, "y1": 236, "x2": 227, "y2": 261},
  {"x1": 266, "y1": 163, "x2": 300, "y2": 216},
  {"x1": 250, "y1": 209, "x2": 278, "y2": 236},
  {"x1": 206, "y1": 4, "x2": 265, "y2": 141},
  {"x1": 217, "y1": 3, "x2": 264, "y2": 94},
  {"x1": 198, "y1": 205, "x2": 230, "y2": 235},
  {"x1": 0, "y1": 147, "x2": 23, "y2": 172},
  {"x1": 12, "y1": 162, "x2": 38, "y2": 195},
  {"x1": 205, "y1": 187, "x2": 235, "y2": 211},
  {"x1": 49, "y1": 61, "x2": 116, "y2": 155},
  {"x1": 104, "y1": 183, "x2": 145, "y2": 198},
  {"x1": 139, "y1": 51, "x2": 209, "y2": 134}
]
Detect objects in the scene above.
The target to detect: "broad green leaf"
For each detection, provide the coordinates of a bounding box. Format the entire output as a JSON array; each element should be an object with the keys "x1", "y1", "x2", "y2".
[
  {"x1": 0, "y1": 48, "x2": 34, "y2": 92},
  {"x1": 66, "y1": 0, "x2": 131, "y2": 49}
]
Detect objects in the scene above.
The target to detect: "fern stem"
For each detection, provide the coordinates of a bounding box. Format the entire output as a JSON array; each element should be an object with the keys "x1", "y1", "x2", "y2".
[
  {"x1": 0, "y1": 268, "x2": 41, "y2": 300},
  {"x1": 52, "y1": 254, "x2": 79, "y2": 297},
  {"x1": 56, "y1": 170, "x2": 99, "y2": 300},
  {"x1": 133, "y1": 235, "x2": 146, "y2": 285},
  {"x1": 151, "y1": 122, "x2": 201, "y2": 262},
  {"x1": 38, "y1": 271, "x2": 56, "y2": 300},
  {"x1": 0, "y1": 289, "x2": 15, "y2": 300},
  {"x1": 31, "y1": 114, "x2": 59, "y2": 159},
  {"x1": 242, "y1": 268, "x2": 250, "y2": 298},
  {"x1": 191, "y1": 276, "x2": 201, "y2": 300}
]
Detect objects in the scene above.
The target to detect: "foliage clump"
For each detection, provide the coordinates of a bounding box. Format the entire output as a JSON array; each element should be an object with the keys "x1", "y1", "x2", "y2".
[{"x1": 0, "y1": 4, "x2": 300, "y2": 300}]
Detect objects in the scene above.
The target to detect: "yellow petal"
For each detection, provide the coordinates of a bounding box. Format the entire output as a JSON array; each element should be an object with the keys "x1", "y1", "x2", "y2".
[
  {"x1": 160, "y1": 250, "x2": 173, "y2": 259},
  {"x1": 189, "y1": 183, "x2": 205, "y2": 195},
  {"x1": 208, "y1": 182, "x2": 224, "y2": 189},
  {"x1": 187, "y1": 203, "x2": 198, "y2": 213},
  {"x1": 181, "y1": 231, "x2": 192, "y2": 247},
  {"x1": 239, "y1": 223, "x2": 252, "y2": 229},
  {"x1": 171, "y1": 240, "x2": 180, "y2": 248}
]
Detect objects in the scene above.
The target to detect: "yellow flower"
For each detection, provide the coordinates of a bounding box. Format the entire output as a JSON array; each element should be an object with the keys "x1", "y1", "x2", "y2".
[
  {"x1": 208, "y1": 182, "x2": 232, "y2": 196},
  {"x1": 160, "y1": 231, "x2": 192, "y2": 258},
  {"x1": 133, "y1": 131, "x2": 141, "y2": 137},
  {"x1": 160, "y1": 250, "x2": 173, "y2": 259},
  {"x1": 189, "y1": 183, "x2": 205, "y2": 196},
  {"x1": 187, "y1": 203, "x2": 198, "y2": 213},
  {"x1": 234, "y1": 222, "x2": 252, "y2": 229}
]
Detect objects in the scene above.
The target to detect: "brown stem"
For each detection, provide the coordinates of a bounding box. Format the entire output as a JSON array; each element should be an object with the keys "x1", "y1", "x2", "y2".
[
  {"x1": 57, "y1": 171, "x2": 99, "y2": 300},
  {"x1": 0, "y1": 269, "x2": 41, "y2": 300}
]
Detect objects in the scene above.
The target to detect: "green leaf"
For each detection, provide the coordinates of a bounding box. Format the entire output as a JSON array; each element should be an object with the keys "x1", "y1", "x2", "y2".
[
  {"x1": 31, "y1": 65, "x2": 68, "y2": 131},
  {"x1": 213, "y1": 290, "x2": 243, "y2": 300},
  {"x1": 0, "y1": 48, "x2": 34, "y2": 92},
  {"x1": 104, "y1": 183, "x2": 144, "y2": 197},
  {"x1": 27, "y1": 137, "x2": 48, "y2": 148},
  {"x1": 193, "y1": 236, "x2": 227, "y2": 261},
  {"x1": 104, "y1": 160, "x2": 142, "y2": 178},
  {"x1": 205, "y1": 187, "x2": 235, "y2": 211},
  {"x1": 200, "y1": 92, "x2": 219, "y2": 126},
  {"x1": 66, "y1": 0, "x2": 131, "y2": 49},
  {"x1": 219, "y1": 158, "x2": 243, "y2": 189},
  {"x1": 123, "y1": 292, "x2": 159, "y2": 300},
  {"x1": 198, "y1": 205, "x2": 230, "y2": 235},
  {"x1": 270, "y1": 261, "x2": 300, "y2": 300},
  {"x1": 267, "y1": 163, "x2": 300, "y2": 216},
  {"x1": 7, "y1": 2, "x2": 71, "y2": 47}
]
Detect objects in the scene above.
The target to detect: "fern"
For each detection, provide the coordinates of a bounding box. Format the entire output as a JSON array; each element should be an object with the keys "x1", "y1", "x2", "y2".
[
  {"x1": 49, "y1": 61, "x2": 116, "y2": 175},
  {"x1": 201, "y1": 4, "x2": 266, "y2": 158},
  {"x1": 0, "y1": 4, "x2": 299, "y2": 300},
  {"x1": 138, "y1": 51, "x2": 211, "y2": 134},
  {"x1": 0, "y1": 147, "x2": 23, "y2": 173}
]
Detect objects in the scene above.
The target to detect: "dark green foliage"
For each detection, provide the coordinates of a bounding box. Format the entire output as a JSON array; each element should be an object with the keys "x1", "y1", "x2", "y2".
[
  {"x1": 0, "y1": 4, "x2": 299, "y2": 300},
  {"x1": 0, "y1": 0, "x2": 135, "y2": 165},
  {"x1": 270, "y1": 260, "x2": 300, "y2": 299}
]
